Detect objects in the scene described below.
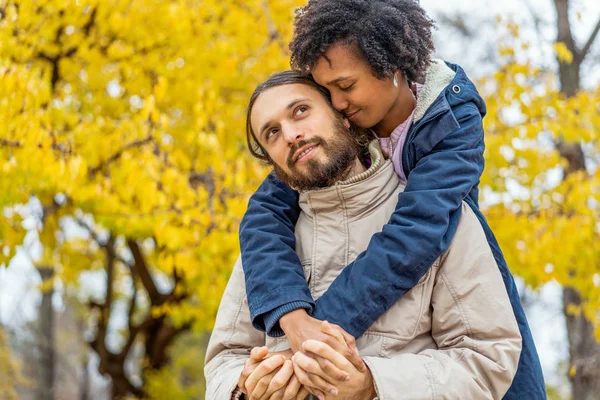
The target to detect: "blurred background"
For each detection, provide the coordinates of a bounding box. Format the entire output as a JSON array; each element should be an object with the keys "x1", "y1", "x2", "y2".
[{"x1": 0, "y1": 0, "x2": 598, "y2": 399}]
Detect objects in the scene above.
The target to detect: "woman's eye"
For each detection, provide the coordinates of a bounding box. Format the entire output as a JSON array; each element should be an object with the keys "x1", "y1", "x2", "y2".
[{"x1": 340, "y1": 83, "x2": 354, "y2": 91}]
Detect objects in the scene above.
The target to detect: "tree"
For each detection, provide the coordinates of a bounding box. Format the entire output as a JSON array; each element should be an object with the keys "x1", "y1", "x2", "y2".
[
  {"x1": 480, "y1": 11, "x2": 600, "y2": 399},
  {"x1": 0, "y1": 0, "x2": 302, "y2": 397},
  {"x1": 0, "y1": 324, "x2": 29, "y2": 400}
]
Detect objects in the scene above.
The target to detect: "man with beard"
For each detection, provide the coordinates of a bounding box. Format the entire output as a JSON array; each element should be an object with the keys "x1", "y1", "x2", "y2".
[{"x1": 204, "y1": 71, "x2": 522, "y2": 400}]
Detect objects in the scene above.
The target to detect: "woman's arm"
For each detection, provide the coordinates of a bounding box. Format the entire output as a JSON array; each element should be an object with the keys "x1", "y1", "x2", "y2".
[
  {"x1": 239, "y1": 171, "x2": 314, "y2": 336},
  {"x1": 312, "y1": 104, "x2": 485, "y2": 337}
]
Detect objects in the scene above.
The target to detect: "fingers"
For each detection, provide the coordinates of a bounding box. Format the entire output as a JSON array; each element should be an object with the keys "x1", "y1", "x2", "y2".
[
  {"x1": 239, "y1": 357, "x2": 263, "y2": 394},
  {"x1": 251, "y1": 346, "x2": 270, "y2": 361},
  {"x1": 320, "y1": 322, "x2": 353, "y2": 356},
  {"x1": 250, "y1": 371, "x2": 277, "y2": 400},
  {"x1": 282, "y1": 375, "x2": 302, "y2": 400},
  {"x1": 291, "y1": 360, "x2": 326, "y2": 400},
  {"x1": 336, "y1": 326, "x2": 366, "y2": 372},
  {"x1": 301, "y1": 340, "x2": 350, "y2": 381},
  {"x1": 292, "y1": 352, "x2": 339, "y2": 397},
  {"x1": 246, "y1": 355, "x2": 286, "y2": 394},
  {"x1": 269, "y1": 387, "x2": 285, "y2": 400},
  {"x1": 295, "y1": 387, "x2": 311, "y2": 400},
  {"x1": 260, "y1": 360, "x2": 294, "y2": 400},
  {"x1": 321, "y1": 320, "x2": 346, "y2": 346},
  {"x1": 314, "y1": 354, "x2": 350, "y2": 382},
  {"x1": 302, "y1": 340, "x2": 350, "y2": 371},
  {"x1": 345, "y1": 345, "x2": 366, "y2": 372},
  {"x1": 321, "y1": 321, "x2": 366, "y2": 372}
]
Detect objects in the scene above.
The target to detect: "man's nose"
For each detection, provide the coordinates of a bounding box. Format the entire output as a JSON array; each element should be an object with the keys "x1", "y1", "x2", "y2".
[
  {"x1": 282, "y1": 124, "x2": 305, "y2": 144},
  {"x1": 331, "y1": 91, "x2": 349, "y2": 113}
]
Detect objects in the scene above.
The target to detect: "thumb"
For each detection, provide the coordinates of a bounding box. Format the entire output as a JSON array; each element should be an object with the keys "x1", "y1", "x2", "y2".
[
  {"x1": 339, "y1": 330, "x2": 366, "y2": 372},
  {"x1": 250, "y1": 346, "x2": 268, "y2": 361},
  {"x1": 321, "y1": 320, "x2": 347, "y2": 347}
]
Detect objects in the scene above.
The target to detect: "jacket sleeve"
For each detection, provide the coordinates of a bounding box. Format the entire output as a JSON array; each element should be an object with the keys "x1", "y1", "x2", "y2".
[
  {"x1": 364, "y1": 203, "x2": 522, "y2": 400},
  {"x1": 313, "y1": 103, "x2": 486, "y2": 337},
  {"x1": 239, "y1": 171, "x2": 315, "y2": 336},
  {"x1": 204, "y1": 257, "x2": 266, "y2": 400}
]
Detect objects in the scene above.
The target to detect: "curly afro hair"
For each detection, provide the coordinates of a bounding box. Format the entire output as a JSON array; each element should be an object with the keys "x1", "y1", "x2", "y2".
[{"x1": 290, "y1": 0, "x2": 436, "y2": 83}]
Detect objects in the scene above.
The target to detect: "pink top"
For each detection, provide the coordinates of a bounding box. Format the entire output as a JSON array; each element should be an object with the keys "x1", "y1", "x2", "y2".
[{"x1": 377, "y1": 83, "x2": 423, "y2": 185}]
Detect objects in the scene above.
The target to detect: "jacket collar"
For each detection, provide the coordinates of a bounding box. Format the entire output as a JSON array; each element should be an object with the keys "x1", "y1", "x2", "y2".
[
  {"x1": 414, "y1": 59, "x2": 456, "y2": 122},
  {"x1": 299, "y1": 141, "x2": 403, "y2": 219}
]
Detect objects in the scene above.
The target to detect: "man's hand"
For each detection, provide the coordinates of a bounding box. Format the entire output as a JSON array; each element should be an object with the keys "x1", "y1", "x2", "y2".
[
  {"x1": 280, "y1": 309, "x2": 365, "y2": 373},
  {"x1": 283, "y1": 319, "x2": 365, "y2": 399},
  {"x1": 298, "y1": 338, "x2": 376, "y2": 400},
  {"x1": 281, "y1": 376, "x2": 311, "y2": 400},
  {"x1": 238, "y1": 347, "x2": 293, "y2": 396}
]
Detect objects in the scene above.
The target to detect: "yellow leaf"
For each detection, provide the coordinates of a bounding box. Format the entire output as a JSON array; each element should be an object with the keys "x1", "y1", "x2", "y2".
[{"x1": 553, "y1": 42, "x2": 574, "y2": 64}]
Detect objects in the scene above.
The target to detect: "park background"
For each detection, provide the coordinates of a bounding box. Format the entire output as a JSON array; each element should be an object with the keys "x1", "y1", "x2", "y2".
[{"x1": 0, "y1": 0, "x2": 599, "y2": 398}]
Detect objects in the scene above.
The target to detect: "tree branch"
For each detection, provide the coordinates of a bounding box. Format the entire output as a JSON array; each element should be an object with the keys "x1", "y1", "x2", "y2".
[
  {"x1": 74, "y1": 217, "x2": 131, "y2": 266},
  {"x1": 1, "y1": 136, "x2": 75, "y2": 156},
  {"x1": 127, "y1": 278, "x2": 138, "y2": 332},
  {"x1": 580, "y1": 16, "x2": 600, "y2": 62},
  {"x1": 87, "y1": 135, "x2": 154, "y2": 177},
  {"x1": 104, "y1": 235, "x2": 116, "y2": 309},
  {"x1": 127, "y1": 239, "x2": 163, "y2": 306},
  {"x1": 118, "y1": 318, "x2": 152, "y2": 362},
  {"x1": 0, "y1": 138, "x2": 21, "y2": 147},
  {"x1": 88, "y1": 235, "x2": 116, "y2": 370},
  {"x1": 553, "y1": 0, "x2": 578, "y2": 57}
]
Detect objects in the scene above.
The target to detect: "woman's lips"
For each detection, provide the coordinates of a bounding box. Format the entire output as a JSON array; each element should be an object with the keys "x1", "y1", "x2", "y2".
[{"x1": 346, "y1": 109, "x2": 361, "y2": 120}]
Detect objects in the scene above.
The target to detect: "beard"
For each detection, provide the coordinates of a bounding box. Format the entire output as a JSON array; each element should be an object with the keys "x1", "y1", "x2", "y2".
[{"x1": 272, "y1": 117, "x2": 360, "y2": 191}]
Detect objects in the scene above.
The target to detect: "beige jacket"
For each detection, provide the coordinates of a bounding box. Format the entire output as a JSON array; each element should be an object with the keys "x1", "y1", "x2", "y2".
[{"x1": 205, "y1": 142, "x2": 522, "y2": 399}]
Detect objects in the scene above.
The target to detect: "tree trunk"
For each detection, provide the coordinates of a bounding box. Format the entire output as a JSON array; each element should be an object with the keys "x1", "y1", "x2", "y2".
[
  {"x1": 78, "y1": 319, "x2": 90, "y2": 400},
  {"x1": 553, "y1": 1, "x2": 600, "y2": 398},
  {"x1": 36, "y1": 266, "x2": 55, "y2": 400},
  {"x1": 563, "y1": 288, "x2": 600, "y2": 400},
  {"x1": 554, "y1": 0, "x2": 582, "y2": 97}
]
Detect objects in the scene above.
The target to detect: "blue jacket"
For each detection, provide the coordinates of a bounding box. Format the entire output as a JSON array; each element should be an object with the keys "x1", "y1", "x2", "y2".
[{"x1": 239, "y1": 61, "x2": 546, "y2": 399}]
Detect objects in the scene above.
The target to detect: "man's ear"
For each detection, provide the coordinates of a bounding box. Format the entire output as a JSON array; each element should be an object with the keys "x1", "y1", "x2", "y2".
[{"x1": 343, "y1": 118, "x2": 351, "y2": 129}]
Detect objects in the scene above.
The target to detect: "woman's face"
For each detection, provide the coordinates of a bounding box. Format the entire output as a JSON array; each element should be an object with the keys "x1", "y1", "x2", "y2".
[{"x1": 312, "y1": 42, "x2": 401, "y2": 130}]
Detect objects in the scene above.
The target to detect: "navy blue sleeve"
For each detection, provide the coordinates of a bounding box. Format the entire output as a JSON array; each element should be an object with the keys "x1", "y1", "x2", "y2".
[
  {"x1": 312, "y1": 104, "x2": 485, "y2": 337},
  {"x1": 239, "y1": 171, "x2": 315, "y2": 333},
  {"x1": 262, "y1": 301, "x2": 313, "y2": 337}
]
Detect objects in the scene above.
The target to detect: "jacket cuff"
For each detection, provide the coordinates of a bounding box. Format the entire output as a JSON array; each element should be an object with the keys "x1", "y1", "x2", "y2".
[
  {"x1": 363, "y1": 357, "x2": 384, "y2": 400},
  {"x1": 231, "y1": 387, "x2": 244, "y2": 399},
  {"x1": 249, "y1": 287, "x2": 315, "y2": 332},
  {"x1": 264, "y1": 301, "x2": 313, "y2": 337}
]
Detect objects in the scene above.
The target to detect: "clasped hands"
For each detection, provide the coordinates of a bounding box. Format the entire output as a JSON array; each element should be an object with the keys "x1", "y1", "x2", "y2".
[{"x1": 237, "y1": 310, "x2": 376, "y2": 400}]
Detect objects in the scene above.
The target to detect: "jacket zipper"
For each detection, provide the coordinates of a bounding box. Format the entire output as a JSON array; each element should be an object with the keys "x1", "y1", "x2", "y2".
[{"x1": 402, "y1": 102, "x2": 449, "y2": 175}]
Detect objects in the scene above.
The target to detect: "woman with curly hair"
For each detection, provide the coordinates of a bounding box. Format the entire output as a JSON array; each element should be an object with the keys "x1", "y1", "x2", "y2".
[{"x1": 238, "y1": 1, "x2": 546, "y2": 398}]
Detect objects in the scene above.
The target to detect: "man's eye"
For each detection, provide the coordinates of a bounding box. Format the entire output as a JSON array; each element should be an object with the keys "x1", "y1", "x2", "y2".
[
  {"x1": 294, "y1": 106, "x2": 308, "y2": 116},
  {"x1": 266, "y1": 128, "x2": 278, "y2": 139}
]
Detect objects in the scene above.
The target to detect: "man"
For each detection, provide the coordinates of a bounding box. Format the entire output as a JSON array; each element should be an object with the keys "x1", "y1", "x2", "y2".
[{"x1": 204, "y1": 71, "x2": 522, "y2": 399}]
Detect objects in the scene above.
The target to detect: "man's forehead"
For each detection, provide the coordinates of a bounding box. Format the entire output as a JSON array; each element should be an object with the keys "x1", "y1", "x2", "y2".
[
  {"x1": 255, "y1": 83, "x2": 324, "y2": 107},
  {"x1": 251, "y1": 83, "x2": 326, "y2": 127}
]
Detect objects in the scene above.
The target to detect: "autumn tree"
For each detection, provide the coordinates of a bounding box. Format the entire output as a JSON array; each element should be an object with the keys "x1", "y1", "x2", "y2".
[
  {"x1": 0, "y1": 0, "x2": 302, "y2": 397},
  {"x1": 480, "y1": 11, "x2": 600, "y2": 400},
  {"x1": 0, "y1": 324, "x2": 29, "y2": 400}
]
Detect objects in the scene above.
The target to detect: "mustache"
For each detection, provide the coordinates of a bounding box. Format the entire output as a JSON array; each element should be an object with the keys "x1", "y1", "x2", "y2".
[{"x1": 287, "y1": 137, "x2": 325, "y2": 168}]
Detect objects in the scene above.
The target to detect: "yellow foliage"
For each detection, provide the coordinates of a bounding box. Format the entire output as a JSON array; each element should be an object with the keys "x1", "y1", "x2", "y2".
[
  {"x1": 482, "y1": 22, "x2": 600, "y2": 338},
  {"x1": 0, "y1": 0, "x2": 303, "y2": 391},
  {"x1": 553, "y1": 42, "x2": 574, "y2": 64},
  {"x1": 0, "y1": 326, "x2": 29, "y2": 399}
]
